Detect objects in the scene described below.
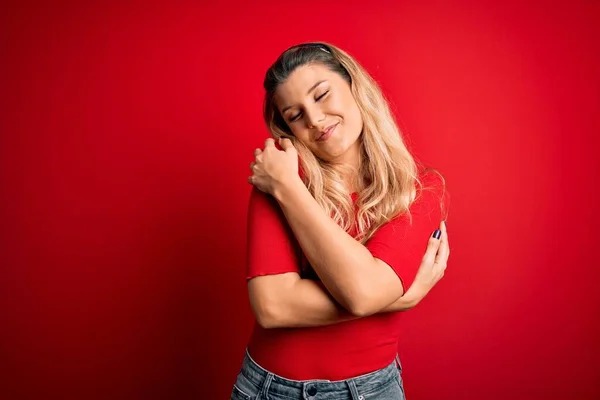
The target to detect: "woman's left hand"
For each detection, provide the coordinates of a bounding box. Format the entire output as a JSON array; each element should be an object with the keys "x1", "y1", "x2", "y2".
[{"x1": 248, "y1": 137, "x2": 299, "y2": 195}]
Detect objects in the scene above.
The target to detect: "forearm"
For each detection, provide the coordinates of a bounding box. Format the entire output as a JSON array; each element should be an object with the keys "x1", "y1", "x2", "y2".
[
  {"x1": 273, "y1": 282, "x2": 422, "y2": 327},
  {"x1": 264, "y1": 279, "x2": 360, "y2": 328},
  {"x1": 262, "y1": 279, "x2": 421, "y2": 328},
  {"x1": 380, "y1": 286, "x2": 422, "y2": 312},
  {"x1": 273, "y1": 177, "x2": 400, "y2": 313}
]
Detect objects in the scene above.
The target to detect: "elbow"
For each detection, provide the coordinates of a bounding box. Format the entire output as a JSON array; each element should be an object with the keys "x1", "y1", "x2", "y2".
[
  {"x1": 256, "y1": 315, "x2": 277, "y2": 329},
  {"x1": 342, "y1": 271, "x2": 406, "y2": 316},
  {"x1": 344, "y1": 285, "x2": 398, "y2": 317},
  {"x1": 344, "y1": 288, "x2": 380, "y2": 318},
  {"x1": 252, "y1": 301, "x2": 282, "y2": 329},
  {"x1": 347, "y1": 301, "x2": 378, "y2": 318}
]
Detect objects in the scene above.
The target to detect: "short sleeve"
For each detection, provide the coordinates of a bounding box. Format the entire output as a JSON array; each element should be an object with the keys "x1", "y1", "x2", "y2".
[
  {"x1": 366, "y1": 172, "x2": 448, "y2": 292},
  {"x1": 246, "y1": 187, "x2": 301, "y2": 280}
]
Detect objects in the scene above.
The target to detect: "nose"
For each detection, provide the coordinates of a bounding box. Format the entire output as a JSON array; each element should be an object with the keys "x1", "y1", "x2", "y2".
[{"x1": 305, "y1": 107, "x2": 326, "y2": 129}]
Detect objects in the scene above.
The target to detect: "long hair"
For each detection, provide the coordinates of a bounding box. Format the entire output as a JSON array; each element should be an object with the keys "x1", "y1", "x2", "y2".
[{"x1": 263, "y1": 42, "x2": 445, "y2": 243}]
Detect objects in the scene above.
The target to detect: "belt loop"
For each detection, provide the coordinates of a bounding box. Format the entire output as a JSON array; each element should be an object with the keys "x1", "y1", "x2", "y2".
[
  {"x1": 345, "y1": 379, "x2": 364, "y2": 400},
  {"x1": 259, "y1": 372, "x2": 274, "y2": 399},
  {"x1": 395, "y1": 353, "x2": 403, "y2": 373}
]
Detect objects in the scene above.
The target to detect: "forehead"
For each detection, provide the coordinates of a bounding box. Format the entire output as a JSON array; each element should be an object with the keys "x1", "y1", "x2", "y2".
[{"x1": 274, "y1": 64, "x2": 339, "y2": 107}]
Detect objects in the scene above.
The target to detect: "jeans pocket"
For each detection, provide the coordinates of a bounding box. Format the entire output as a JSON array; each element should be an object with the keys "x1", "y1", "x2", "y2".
[{"x1": 359, "y1": 375, "x2": 405, "y2": 399}]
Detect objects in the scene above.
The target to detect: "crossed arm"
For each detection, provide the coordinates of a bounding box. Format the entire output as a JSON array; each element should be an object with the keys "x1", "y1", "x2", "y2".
[
  {"x1": 246, "y1": 138, "x2": 448, "y2": 329},
  {"x1": 246, "y1": 184, "x2": 447, "y2": 329},
  {"x1": 249, "y1": 272, "x2": 420, "y2": 329}
]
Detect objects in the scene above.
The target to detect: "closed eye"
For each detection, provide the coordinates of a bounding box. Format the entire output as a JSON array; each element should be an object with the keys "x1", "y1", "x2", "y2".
[
  {"x1": 289, "y1": 111, "x2": 303, "y2": 122},
  {"x1": 316, "y1": 91, "x2": 329, "y2": 101},
  {"x1": 288, "y1": 91, "x2": 329, "y2": 123}
]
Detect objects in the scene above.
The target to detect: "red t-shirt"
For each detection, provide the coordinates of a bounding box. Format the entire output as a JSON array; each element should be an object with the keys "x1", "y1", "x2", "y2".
[{"x1": 245, "y1": 171, "x2": 447, "y2": 381}]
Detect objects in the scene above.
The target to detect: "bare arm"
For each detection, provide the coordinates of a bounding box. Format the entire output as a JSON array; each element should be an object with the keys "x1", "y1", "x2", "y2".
[
  {"x1": 247, "y1": 139, "x2": 449, "y2": 321},
  {"x1": 249, "y1": 138, "x2": 448, "y2": 317},
  {"x1": 249, "y1": 273, "x2": 421, "y2": 329},
  {"x1": 244, "y1": 186, "x2": 361, "y2": 328},
  {"x1": 248, "y1": 223, "x2": 449, "y2": 328},
  {"x1": 271, "y1": 175, "x2": 404, "y2": 316}
]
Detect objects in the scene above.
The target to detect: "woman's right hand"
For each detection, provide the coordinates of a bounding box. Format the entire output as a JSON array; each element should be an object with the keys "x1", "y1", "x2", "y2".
[
  {"x1": 383, "y1": 221, "x2": 449, "y2": 312},
  {"x1": 408, "y1": 220, "x2": 449, "y2": 303}
]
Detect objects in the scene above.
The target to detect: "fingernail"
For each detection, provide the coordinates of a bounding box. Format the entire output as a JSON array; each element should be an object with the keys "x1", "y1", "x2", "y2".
[{"x1": 433, "y1": 229, "x2": 441, "y2": 239}]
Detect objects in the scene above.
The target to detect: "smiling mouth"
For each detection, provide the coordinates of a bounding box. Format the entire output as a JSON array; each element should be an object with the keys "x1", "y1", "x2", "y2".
[{"x1": 316, "y1": 123, "x2": 339, "y2": 141}]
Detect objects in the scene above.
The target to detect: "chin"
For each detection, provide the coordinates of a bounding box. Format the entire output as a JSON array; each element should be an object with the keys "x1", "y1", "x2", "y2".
[
  {"x1": 319, "y1": 148, "x2": 351, "y2": 163},
  {"x1": 312, "y1": 135, "x2": 358, "y2": 163}
]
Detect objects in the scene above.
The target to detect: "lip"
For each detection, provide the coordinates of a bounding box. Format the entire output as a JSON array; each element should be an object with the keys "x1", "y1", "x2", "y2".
[{"x1": 316, "y1": 123, "x2": 339, "y2": 142}]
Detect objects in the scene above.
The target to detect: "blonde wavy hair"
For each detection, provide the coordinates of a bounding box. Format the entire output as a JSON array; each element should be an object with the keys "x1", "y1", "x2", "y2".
[{"x1": 263, "y1": 42, "x2": 444, "y2": 243}]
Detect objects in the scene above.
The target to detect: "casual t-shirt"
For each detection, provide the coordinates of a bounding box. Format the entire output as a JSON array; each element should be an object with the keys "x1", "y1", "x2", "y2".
[{"x1": 245, "y1": 171, "x2": 447, "y2": 380}]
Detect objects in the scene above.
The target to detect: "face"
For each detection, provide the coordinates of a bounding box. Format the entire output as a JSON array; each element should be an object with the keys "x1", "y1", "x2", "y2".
[{"x1": 274, "y1": 63, "x2": 363, "y2": 166}]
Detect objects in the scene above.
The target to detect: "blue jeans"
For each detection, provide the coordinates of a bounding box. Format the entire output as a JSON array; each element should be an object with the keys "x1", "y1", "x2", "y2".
[{"x1": 231, "y1": 350, "x2": 406, "y2": 399}]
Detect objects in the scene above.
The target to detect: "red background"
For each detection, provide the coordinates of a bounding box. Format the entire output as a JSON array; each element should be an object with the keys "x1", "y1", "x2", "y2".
[{"x1": 1, "y1": 1, "x2": 599, "y2": 399}]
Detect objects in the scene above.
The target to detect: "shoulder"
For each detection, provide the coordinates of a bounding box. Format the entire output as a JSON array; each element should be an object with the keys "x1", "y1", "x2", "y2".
[
  {"x1": 249, "y1": 187, "x2": 280, "y2": 212},
  {"x1": 247, "y1": 187, "x2": 288, "y2": 225},
  {"x1": 249, "y1": 186, "x2": 276, "y2": 208},
  {"x1": 412, "y1": 168, "x2": 449, "y2": 218},
  {"x1": 417, "y1": 169, "x2": 446, "y2": 199}
]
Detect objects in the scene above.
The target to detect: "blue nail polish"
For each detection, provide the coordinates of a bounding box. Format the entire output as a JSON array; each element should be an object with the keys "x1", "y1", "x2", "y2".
[{"x1": 433, "y1": 229, "x2": 441, "y2": 239}]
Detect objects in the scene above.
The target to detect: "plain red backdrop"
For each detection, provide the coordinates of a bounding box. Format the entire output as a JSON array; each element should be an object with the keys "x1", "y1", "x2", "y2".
[{"x1": 1, "y1": 1, "x2": 599, "y2": 399}]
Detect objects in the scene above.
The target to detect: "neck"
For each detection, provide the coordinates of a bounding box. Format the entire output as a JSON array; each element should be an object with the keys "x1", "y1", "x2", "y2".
[
  {"x1": 332, "y1": 160, "x2": 361, "y2": 194},
  {"x1": 334, "y1": 141, "x2": 362, "y2": 193}
]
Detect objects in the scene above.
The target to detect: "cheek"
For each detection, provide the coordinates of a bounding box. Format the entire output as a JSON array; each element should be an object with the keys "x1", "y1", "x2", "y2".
[
  {"x1": 290, "y1": 128, "x2": 311, "y2": 146},
  {"x1": 343, "y1": 100, "x2": 362, "y2": 131},
  {"x1": 336, "y1": 92, "x2": 360, "y2": 124}
]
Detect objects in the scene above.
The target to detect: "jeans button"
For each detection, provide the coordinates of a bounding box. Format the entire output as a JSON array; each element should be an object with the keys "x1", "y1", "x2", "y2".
[{"x1": 307, "y1": 386, "x2": 317, "y2": 396}]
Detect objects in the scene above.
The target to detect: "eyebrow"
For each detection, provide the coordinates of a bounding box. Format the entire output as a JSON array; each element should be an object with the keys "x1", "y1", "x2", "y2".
[{"x1": 280, "y1": 80, "x2": 327, "y2": 114}]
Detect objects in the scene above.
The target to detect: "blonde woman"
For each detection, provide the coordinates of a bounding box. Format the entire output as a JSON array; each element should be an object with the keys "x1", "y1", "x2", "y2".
[{"x1": 232, "y1": 43, "x2": 450, "y2": 400}]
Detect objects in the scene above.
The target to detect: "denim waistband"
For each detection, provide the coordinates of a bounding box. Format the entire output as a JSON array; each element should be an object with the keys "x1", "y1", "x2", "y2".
[{"x1": 240, "y1": 349, "x2": 401, "y2": 398}]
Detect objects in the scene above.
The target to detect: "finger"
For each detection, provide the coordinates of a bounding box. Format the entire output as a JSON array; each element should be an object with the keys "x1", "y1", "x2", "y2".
[
  {"x1": 247, "y1": 176, "x2": 254, "y2": 184},
  {"x1": 254, "y1": 148, "x2": 262, "y2": 157},
  {"x1": 436, "y1": 234, "x2": 449, "y2": 263},
  {"x1": 440, "y1": 221, "x2": 449, "y2": 255},
  {"x1": 442, "y1": 225, "x2": 450, "y2": 255},
  {"x1": 279, "y1": 137, "x2": 295, "y2": 151},
  {"x1": 264, "y1": 138, "x2": 276, "y2": 148},
  {"x1": 423, "y1": 230, "x2": 442, "y2": 263},
  {"x1": 438, "y1": 220, "x2": 449, "y2": 258},
  {"x1": 434, "y1": 229, "x2": 450, "y2": 268},
  {"x1": 249, "y1": 161, "x2": 256, "y2": 171}
]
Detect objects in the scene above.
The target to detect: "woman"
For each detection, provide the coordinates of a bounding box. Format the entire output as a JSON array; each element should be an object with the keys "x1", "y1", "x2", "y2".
[{"x1": 232, "y1": 42, "x2": 450, "y2": 400}]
